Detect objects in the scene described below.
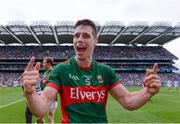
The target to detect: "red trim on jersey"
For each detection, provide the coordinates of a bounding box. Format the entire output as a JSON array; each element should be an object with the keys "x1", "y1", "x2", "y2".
[
  {"x1": 47, "y1": 83, "x2": 69, "y2": 122},
  {"x1": 110, "y1": 82, "x2": 122, "y2": 90},
  {"x1": 47, "y1": 82, "x2": 60, "y2": 92},
  {"x1": 61, "y1": 94, "x2": 69, "y2": 123},
  {"x1": 78, "y1": 65, "x2": 92, "y2": 70},
  {"x1": 42, "y1": 78, "x2": 48, "y2": 84}
]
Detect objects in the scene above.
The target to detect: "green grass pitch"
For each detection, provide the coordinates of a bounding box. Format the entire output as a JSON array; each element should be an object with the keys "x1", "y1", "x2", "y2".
[{"x1": 0, "y1": 87, "x2": 180, "y2": 123}]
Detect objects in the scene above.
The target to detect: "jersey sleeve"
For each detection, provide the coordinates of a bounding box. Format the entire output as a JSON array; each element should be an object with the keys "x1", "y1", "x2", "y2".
[
  {"x1": 48, "y1": 64, "x2": 62, "y2": 92},
  {"x1": 106, "y1": 66, "x2": 122, "y2": 89}
]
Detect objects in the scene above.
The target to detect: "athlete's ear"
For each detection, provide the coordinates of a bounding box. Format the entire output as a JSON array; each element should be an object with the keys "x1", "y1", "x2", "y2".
[{"x1": 94, "y1": 37, "x2": 99, "y2": 46}]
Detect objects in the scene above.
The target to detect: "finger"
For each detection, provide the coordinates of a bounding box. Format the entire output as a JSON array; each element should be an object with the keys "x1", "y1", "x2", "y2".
[
  {"x1": 146, "y1": 79, "x2": 161, "y2": 88},
  {"x1": 23, "y1": 80, "x2": 37, "y2": 86},
  {"x1": 146, "y1": 69, "x2": 152, "y2": 77},
  {"x1": 29, "y1": 80, "x2": 37, "y2": 86},
  {"x1": 25, "y1": 57, "x2": 35, "y2": 71},
  {"x1": 34, "y1": 62, "x2": 41, "y2": 71},
  {"x1": 149, "y1": 82, "x2": 161, "y2": 88},
  {"x1": 149, "y1": 80, "x2": 161, "y2": 86},
  {"x1": 150, "y1": 79, "x2": 161, "y2": 83},
  {"x1": 152, "y1": 63, "x2": 158, "y2": 75},
  {"x1": 143, "y1": 75, "x2": 160, "y2": 87},
  {"x1": 22, "y1": 71, "x2": 39, "y2": 76},
  {"x1": 23, "y1": 75, "x2": 40, "y2": 81},
  {"x1": 144, "y1": 74, "x2": 160, "y2": 83}
]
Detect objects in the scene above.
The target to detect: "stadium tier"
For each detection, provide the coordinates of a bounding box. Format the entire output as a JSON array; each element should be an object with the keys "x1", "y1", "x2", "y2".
[
  {"x1": 0, "y1": 21, "x2": 180, "y2": 87},
  {"x1": 0, "y1": 21, "x2": 180, "y2": 45},
  {"x1": 0, "y1": 45, "x2": 179, "y2": 87}
]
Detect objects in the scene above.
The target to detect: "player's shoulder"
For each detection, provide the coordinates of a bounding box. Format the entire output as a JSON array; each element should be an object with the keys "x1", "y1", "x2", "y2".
[
  {"x1": 53, "y1": 58, "x2": 71, "y2": 70},
  {"x1": 96, "y1": 61, "x2": 113, "y2": 71}
]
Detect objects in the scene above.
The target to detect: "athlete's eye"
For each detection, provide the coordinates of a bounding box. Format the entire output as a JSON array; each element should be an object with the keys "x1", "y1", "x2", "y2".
[
  {"x1": 82, "y1": 33, "x2": 90, "y2": 39},
  {"x1": 74, "y1": 33, "x2": 80, "y2": 39}
]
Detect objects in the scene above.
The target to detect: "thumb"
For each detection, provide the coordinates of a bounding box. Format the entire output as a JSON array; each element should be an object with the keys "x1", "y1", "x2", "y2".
[{"x1": 34, "y1": 62, "x2": 41, "y2": 71}]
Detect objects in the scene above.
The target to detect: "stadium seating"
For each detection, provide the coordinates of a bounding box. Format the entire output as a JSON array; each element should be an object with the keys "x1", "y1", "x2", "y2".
[{"x1": 0, "y1": 45, "x2": 179, "y2": 87}]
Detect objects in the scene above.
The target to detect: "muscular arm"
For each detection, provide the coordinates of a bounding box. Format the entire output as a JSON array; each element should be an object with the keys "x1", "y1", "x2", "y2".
[
  {"x1": 26, "y1": 87, "x2": 58, "y2": 118},
  {"x1": 23, "y1": 57, "x2": 59, "y2": 118},
  {"x1": 110, "y1": 84, "x2": 152, "y2": 111},
  {"x1": 110, "y1": 63, "x2": 161, "y2": 110}
]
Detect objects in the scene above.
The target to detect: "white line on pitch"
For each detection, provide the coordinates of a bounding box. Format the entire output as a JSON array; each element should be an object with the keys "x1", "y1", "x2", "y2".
[{"x1": 0, "y1": 98, "x2": 25, "y2": 109}]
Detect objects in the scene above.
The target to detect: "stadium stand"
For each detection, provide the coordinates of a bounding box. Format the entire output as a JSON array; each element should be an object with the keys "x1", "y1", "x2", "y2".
[{"x1": 0, "y1": 21, "x2": 180, "y2": 87}]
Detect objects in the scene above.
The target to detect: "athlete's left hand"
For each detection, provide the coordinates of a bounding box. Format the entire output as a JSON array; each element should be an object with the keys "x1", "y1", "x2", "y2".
[{"x1": 143, "y1": 63, "x2": 161, "y2": 96}]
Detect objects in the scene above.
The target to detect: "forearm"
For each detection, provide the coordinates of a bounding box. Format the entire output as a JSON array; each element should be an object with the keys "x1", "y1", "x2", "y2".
[
  {"x1": 25, "y1": 91, "x2": 50, "y2": 118},
  {"x1": 122, "y1": 88, "x2": 152, "y2": 110}
]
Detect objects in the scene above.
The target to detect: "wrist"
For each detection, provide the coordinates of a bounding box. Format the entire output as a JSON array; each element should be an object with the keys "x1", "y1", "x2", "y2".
[{"x1": 146, "y1": 88, "x2": 155, "y2": 97}]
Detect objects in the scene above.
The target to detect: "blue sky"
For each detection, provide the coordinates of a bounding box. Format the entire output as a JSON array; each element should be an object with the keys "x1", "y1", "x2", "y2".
[{"x1": 0, "y1": 0, "x2": 180, "y2": 70}]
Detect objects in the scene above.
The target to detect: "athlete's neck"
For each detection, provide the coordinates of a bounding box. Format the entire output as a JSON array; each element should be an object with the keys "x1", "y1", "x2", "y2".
[
  {"x1": 75, "y1": 56, "x2": 92, "y2": 68},
  {"x1": 45, "y1": 67, "x2": 52, "y2": 72}
]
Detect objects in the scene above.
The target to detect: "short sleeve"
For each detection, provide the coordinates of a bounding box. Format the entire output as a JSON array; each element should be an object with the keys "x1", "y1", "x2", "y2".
[
  {"x1": 106, "y1": 66, "x2": 122, "y2": 89},
  {"x1": 48, "y1": 64, "x2": 62, "y2": 92}
]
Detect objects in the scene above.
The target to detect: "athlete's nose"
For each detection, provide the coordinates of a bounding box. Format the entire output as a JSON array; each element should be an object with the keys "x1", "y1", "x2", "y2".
[{"x1": 77, "y1": 35, "x2": 84, "y2": 44}]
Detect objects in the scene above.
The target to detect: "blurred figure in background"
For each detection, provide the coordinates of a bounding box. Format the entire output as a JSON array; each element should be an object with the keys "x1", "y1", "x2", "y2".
[{"x1": 39, "y1": 57, "x2": 57, "y2": 123}]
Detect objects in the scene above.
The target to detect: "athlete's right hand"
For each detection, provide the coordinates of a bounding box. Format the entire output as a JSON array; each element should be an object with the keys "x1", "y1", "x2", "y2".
[{"x1": 22, "y1": 57, "x2": 41, "y2": 95}]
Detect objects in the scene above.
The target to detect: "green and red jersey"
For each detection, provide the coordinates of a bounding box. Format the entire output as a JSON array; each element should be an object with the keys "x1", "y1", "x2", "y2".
[
  {"x1": 47, "y1": 57, "x2": 121, "y2": 123},
  {"x1": 41, "y1": 70, "x2": 51, "y2": 90}
]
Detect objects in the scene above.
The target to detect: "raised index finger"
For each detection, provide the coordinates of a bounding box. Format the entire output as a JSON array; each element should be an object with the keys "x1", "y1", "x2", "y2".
[
  {"x1": 25, "y1": 57, "x2": 35, "y2": 71},
  {"x1": 152, "y1": 63, "x2": 158, "y2": 75}
]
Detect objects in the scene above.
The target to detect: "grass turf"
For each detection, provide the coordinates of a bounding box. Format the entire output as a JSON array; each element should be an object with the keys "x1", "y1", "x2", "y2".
[{"x1": 0, "y1": 87, "x2": 180, "y2": 123}]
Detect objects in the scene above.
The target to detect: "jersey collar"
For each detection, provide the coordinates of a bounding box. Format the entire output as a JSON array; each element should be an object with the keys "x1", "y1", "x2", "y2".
[{"x1": 71, "y1": 56, "x2": 94, "y2": 70}]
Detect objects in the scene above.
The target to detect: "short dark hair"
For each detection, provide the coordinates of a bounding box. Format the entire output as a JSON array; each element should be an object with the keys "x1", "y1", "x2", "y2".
[
  {"x1": 44, "y1": 57, "x2": 53, "y2": 66},
  {"x1": 74, "y1": 19, "x2": 97, "y2": 37}
]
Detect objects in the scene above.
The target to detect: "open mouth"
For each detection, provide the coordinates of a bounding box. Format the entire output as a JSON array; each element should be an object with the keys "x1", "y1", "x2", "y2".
[{"x1": 77, "y1": 46, "x2": 87, "y2": 52}]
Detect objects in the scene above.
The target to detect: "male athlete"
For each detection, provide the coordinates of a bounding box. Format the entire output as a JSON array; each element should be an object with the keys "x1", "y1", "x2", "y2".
[
  {"x1": 38, "y1": 57, "x2": 57, "y2": 123},
  {"x1": 174, "y1": 80, "x2": 179, "y2": 92},
  {"x1": 167, "y1": 80, "x2": 172, "y2": 92},
  {"x1": 22, "y1": 19, "x2": 161, "y2": 123}
]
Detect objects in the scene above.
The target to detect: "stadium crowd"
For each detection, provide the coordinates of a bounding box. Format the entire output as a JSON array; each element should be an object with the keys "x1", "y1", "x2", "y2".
[
  {"x1": 0, "y1": 45, "x2": 179, "y2": 88},
  {"x1": 0, "y1": 46, "x2": 177, "y2": 59},
  {"x1": 1, "y1": 72, "x2": 179, "y2": 87},
  {"x1": 118, "y1": 72, "x2": 180, "y2": 87},
  {"x1": 0, "y1": 73, "x2": 20, "y2": 87},
  {"x1": 0, "y1": 63, "x2": 176, "y2": 72}
]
